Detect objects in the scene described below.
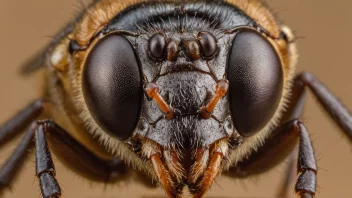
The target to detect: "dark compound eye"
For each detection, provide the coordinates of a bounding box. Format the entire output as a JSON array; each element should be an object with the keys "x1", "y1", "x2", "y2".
[
  {"x1": 149, "y1": 33, "x2": 167, "y2": 60},
  {"x1": 227, "y1": 29, "x2": 283, "y2": 137},
  {"x1": 82, "y1": 34, "x2": 143, "y2": 140},
  {"x1": 198, "y1": 31, "x2": 218, "y2": 59}
]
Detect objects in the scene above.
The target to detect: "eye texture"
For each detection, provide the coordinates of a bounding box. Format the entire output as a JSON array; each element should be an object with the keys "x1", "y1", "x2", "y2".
[
  {"x1": 198, "y1": 31, "x2": 218, "y2": 59},
  {"x1": 227, "y1": 29, "x2": 283, "y2": 137},
  {"x1": 149, "y1": 33, "x2": 167, "y2": 60},
  {"x1": 82, "y1": 34, "x2": 142, "y2": 140}
]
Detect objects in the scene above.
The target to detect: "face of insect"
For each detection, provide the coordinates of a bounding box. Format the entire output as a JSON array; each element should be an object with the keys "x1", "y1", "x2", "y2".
[{"x1": 51, "y1": 0, "x2": 295, "y2": 196}]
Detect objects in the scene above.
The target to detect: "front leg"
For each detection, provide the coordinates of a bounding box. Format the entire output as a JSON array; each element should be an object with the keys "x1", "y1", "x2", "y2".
[
  {"x1": 294, "y1": 120, "x2": 316, "y2": 198},
  {"x1": 35, "y1": 120, "x2": 131, "y2": 197},
  {"x1": 0, "y1": 120, "x2": 64, "y2": 197},
  {"x1": 35, "y1": 121, "x2": 61, "y2": 198},
  {"x1": 0, "y1": 119, "x2": 128, "y2": 197},
  {"x1": 227, "y1": 120, "x2": 316, "y2": 197}
]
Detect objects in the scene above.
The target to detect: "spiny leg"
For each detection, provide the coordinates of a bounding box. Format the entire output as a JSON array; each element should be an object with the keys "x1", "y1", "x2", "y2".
[
  {"x1": 36, "y1": 121, "x2": 61, "y2": 198},
  {"x1": 35, "y1": 120, "x2": 128, "y2": 197},
  {"x1": 294, "y1": 121, "x2": 317, "y2": 198},
  {"x1": 43, "y1": 120, "x2": 126, "y2": 182},
  {"x1": 1, "y1": 119, "x2": 128, "y2": 197},
  {"x1": 226, "y1": 120, "x2": 316, "y2": 198},
  {"x1": 225, "y1": 120, "x2": 301, "y2": 178},
  {"x1": 274, "y1": 72, "x2": 308, "y2": 197},
  {"x1": 275, "y1": 71, "x2": 352, "y2": 197}
]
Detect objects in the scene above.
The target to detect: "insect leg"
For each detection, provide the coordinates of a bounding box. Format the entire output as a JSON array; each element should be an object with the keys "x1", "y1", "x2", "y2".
[
  {"x1": 227, "y1": 120, "x2": 316, "y2": 197},
  {"x1": 1, "y1": 119, "x2": 130, "y2": 198},
  {"x1": 0, "y1": 122, "x2": 36, "y2": 194},
  {"x1": 295, "y1": 72, "x2": 352, "y2": 141},
  {"x1": 0, "y1": 99, "x2": 44, "y2": 147},
  {"x1": 42, "y1": 120, "x2": 127, "y2": 182},
  {"x1": 274, "y1": 73, "x2": 308, "y2": 197},
  {"x1": 225, "y1": 120, "x2": 300, "y2": 178},
  {"x1": 294, "y1": 120, "x2": 317, "y2": 198},
  {"x1": 35, "y1": 121, "x2": 61, "y2": 198},
  {"x1": 276, "y1": 71, "x2": 352, "y2": 196}
]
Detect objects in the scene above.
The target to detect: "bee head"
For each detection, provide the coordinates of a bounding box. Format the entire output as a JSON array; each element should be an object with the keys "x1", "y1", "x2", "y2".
[{"x1": 51, "y1": 0, "x2": 297, "y2": 196}]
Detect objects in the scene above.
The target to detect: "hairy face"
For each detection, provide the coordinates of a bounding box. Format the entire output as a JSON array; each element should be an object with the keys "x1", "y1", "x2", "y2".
[{"x1": 52, "y1": 0, "x2": 297, "y2": 197}]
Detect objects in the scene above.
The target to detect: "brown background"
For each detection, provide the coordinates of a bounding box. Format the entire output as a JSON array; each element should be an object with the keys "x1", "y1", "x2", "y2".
[{"x1": 0, "y1": 0, "x2": 351, "y2": 198}]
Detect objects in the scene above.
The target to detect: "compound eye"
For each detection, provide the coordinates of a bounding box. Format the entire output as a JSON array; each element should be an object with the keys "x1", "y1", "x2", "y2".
[
  {"x1": 149, "y1": 33, "x2": 167, "y2": 60},
  {"x1": 198, "y1": 31, "x2": 218, "y2": 59},
  {"x1": 227, "y1": 29, "x2": 283, "y2": 137},
  {"x1": 82, "y1": 34, "x2": 142, "y2": 140}
]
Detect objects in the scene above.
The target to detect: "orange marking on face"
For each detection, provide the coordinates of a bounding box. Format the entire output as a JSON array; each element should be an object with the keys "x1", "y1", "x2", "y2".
[
  {"x1": 201, "y1": 79, "x2": 229, "y2": 119},
  {"x1": 145, "y1": 82, "x2": 175, "y2": 119}
]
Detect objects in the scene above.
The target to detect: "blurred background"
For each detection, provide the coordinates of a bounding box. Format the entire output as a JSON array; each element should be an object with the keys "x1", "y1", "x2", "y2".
[{"x1": 0, "y1": 0, "x2": 351, "y2": 197}]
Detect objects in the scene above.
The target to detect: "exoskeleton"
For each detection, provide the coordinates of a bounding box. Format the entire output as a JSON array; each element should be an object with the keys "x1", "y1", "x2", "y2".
[{"x1": 1, "y1": 1, "x2": 352, "y2": 198}]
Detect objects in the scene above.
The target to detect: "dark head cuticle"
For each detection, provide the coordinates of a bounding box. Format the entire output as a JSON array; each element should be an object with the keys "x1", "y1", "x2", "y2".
[{"x1": 86, "y1": 1, "x2": 284, "y2": 148}]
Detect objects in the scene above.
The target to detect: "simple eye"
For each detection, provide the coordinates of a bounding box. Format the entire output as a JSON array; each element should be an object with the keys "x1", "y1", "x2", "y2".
[
  {"x1": 227, "y1": 29, "x2": 283, "y2": 137},
  {"x1": 82, "y1": 34, "x2": 142, "y2": 140},
  {"x1": 198, "y1": 31, "x2": 218, "y2": 59},
  {"x1": 149, "y1": 33, "x2": 167, "y2": 60}
]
